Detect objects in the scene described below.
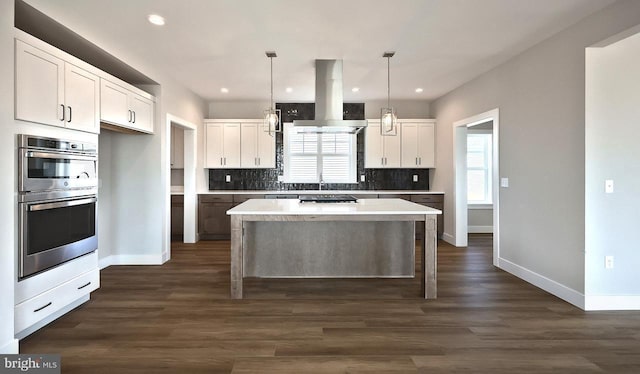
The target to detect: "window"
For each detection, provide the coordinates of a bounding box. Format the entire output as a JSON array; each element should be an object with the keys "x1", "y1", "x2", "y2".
[
  {"x1": 283, "y1": 124, "x2": 357, "y2": 183},
  {"x1": 467, "y1": 132, "x2": 492, "y2": 204}
]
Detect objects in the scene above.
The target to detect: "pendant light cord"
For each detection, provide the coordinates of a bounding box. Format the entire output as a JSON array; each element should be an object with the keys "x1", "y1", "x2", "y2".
[
  {"x1": 387, "y1": 56, "x2": 391, "y2": 108},
  {"x1": 270, "y1": 57, "x2": 274, "y2": 110}
]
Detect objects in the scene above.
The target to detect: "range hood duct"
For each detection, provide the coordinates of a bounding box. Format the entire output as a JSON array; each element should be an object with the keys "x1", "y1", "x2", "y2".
[{"x1": 293, "y1": 60, "x2": 367, "y2": 134}]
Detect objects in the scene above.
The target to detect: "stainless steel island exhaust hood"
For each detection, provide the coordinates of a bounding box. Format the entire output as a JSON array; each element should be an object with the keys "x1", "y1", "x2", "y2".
[{"x1": 293, "y1": 60, "x2": 367, "y2": 134}]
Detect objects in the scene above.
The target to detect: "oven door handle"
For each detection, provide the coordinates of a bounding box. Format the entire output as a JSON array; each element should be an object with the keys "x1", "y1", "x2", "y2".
[
  {"x1": 29, "y1": 197, "x2": 97, "y2": 211},
  {"x1": 25, "y1": 151, "x2": 97, "y2": 161}
]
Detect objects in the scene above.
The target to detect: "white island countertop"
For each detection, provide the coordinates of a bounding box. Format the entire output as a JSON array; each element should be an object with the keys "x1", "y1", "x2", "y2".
[
  {"x1": 227, "y1": 198, "x2": 442, "y2": 216},
  {"x1": 198, "y1": 190, "x2": 444, "y2": 195}
]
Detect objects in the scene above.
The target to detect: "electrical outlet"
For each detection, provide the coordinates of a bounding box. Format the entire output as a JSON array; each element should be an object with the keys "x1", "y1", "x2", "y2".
[
  {"x1": 225, "y1": 175, "x2": 231, "y2": 183},
  {"x1": 413, "y1": 175, "x2": 418, "y2": 182},
  {"x1": 500, "y1": 178, "x2": 509, "y2": 188},
  {"x1": 360, "y1": 175, "x2": 366, "y2": 182},
  {"x1": 605, "y1": 180, "x2": 614, "y2": 193},
  {"x1": 277, "y1": 175, "x2": 284, "y2": 182},
  {"x1": 605, "y1": 256, "x2": 614, "y2": 269}
]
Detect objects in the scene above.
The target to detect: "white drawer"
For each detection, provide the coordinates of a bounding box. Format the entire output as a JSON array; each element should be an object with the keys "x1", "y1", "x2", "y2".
[
  {"x1": 15, "y1": 268, "x2": 99, "y2": 334},
  {"x1": 16, "y1": 251, "x2": 98, "y2": 303}
]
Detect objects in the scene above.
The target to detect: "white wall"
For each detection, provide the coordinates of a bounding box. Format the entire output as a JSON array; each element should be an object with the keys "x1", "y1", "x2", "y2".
[
  {"x1": 585, "y1": 31, "x2": 640, "y2": 299},
  {"x1": 432, "y1": 0, "x2": 640, "y2": 300},
  {"x1": 208, "y1": 100, "x2": 430, "y2": 119}
]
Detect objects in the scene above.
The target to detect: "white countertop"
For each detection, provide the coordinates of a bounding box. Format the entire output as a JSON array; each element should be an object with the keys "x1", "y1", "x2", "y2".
[
  {"x1": 198, "y1": 190, "x2": 444, "y2": 195},
  {"x1": 227, "y1": 198, "x2": 442, "y2": 216}
]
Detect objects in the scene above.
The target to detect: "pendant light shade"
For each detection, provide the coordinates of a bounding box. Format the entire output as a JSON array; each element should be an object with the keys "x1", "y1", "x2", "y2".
[
  {"x1": 380, "y1": 52, "x2": 397, "y2": 136},
  {"x1": 264, "y1": 51, "x2": 281, "y2": 136}
]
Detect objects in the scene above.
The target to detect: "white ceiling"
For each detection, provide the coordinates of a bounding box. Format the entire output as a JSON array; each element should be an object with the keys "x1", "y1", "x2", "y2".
[{"x1": 24, "y1": 0, "x2": 615, "y2": 102}]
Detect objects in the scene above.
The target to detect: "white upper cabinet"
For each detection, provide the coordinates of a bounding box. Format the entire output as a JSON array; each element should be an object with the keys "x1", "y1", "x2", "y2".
[
  {"x1": 365, "y1": 120, "x2": 401, "y2": 168},
  {"x1": 401, "y1": 121, "x2": 435, "y2": 168},
  {"x1": 64, "y1": 63, "x2": 100, "y2": 133},
  {"x1": 366, "y1": 119, "x2": 436, "y2": 169},
  {"x1": 240, "y1": 122, "x2": 276, "y2": 168},
  {"x1": 205, "y1": 122, "x2": 241, "y2": 168},
  {"x1": 100, "y1": 79, "x2": 154, "y2": 134},
  {"x1": 15, "y1": 40, "x2": 99, "y2": 133}
]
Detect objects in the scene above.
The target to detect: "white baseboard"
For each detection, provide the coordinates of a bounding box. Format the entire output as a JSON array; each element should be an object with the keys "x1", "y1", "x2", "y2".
[
  {"x1": 468, "y1": 225, "x2": 493, "y2": 233},
  {"x1": 442, "y1": 232, "x2": 456, "y2": 246},
  {"x1": 0, "y1": 338, "x2": 19, "y2": 354},
  {"x1": 584, "y1": 295, "x2": 640, "y2": 311},
  {"x1": 498, "y1": 257, "x2": 585, "y2": 309},
  {"x1": 99, "y1": 254, "x2": 164, "y2": 269}
]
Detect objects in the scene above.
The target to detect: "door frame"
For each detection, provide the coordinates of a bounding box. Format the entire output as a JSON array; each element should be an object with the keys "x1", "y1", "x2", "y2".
[{"x1": 452, "y1": 108, "x2": 500, "y2": 266}]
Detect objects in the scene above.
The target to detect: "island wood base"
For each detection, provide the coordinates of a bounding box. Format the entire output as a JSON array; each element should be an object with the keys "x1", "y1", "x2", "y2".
[{"x1": 230, "y1": 214, "x2": 438, "y2": 299}]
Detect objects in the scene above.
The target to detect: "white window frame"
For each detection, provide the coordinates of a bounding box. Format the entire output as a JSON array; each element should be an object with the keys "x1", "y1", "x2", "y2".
[
  {"x1": 467, "y1": 131, "x2": 493, "y2": 205},
  {"x1": 283, "y1": 123, "x2": 357, "y2": 184}
]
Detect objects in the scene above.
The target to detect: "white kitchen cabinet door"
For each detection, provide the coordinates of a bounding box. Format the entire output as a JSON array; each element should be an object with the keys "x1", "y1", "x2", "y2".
[
  {"x1": 240, "y1": 123, "x2": 259, "y2": 168},
  {"x1": 205, "y1": 124, "x2": 224, "y2": 168},
  {"x1": 15, "y1": 40, "x2": 65, "y2": 127},
  {"x1": 129, "y1": 93, "x2": 154, "y2": 133},
  {"x1": 222, "y1": 124, "x2": 241, "y2": 168},
  {"x1": 100, "y1": 79, "x2": 130, "y2": 126},
  {"x1": 365, "y1": 123, "x2": 384, "y2": 168},
  {"x1": 416, "y1": 122, "x2": 435, "y2": 168},
  {"x1": 401, "y1": 122, "x2": 435, "y2": 168},
  {"x1": 64, "y1": 63, "x2": 99, "y2": 133},
  {"x1": 383, "y1": 128, "x2": 402, "y2": 167},
  {"x1": 256, "y1": 125, "x2": 276, "y2": 168}
]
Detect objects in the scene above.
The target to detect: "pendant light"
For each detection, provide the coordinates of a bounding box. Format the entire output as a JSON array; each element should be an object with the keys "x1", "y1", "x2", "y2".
[
  {"x1": 264, "y1": 51, "x2": 281, "y2": 136},
  {"x1": 380, "y1": 51, "x2": 397, "y2": 136}
]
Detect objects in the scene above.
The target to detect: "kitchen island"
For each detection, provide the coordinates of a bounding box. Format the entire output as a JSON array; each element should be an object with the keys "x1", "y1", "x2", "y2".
[{"x1": 227, "y1": 198, "x2": 441, "y2": 299}]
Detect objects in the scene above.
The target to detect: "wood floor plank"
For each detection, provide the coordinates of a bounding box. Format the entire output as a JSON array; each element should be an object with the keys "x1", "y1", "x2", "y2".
[{"x1": 18, "y1": 235, "x2": 640, "y2": 373}]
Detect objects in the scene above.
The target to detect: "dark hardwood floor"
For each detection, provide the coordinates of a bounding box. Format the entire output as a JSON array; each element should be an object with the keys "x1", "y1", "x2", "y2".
[{"x1": 20, "y1": 235, "x2": 640, "y2": 373}]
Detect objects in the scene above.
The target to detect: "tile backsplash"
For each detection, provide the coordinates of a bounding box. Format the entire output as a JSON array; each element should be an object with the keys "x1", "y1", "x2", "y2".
[{"x1": 208, "y1": 103, "x2": 430, "y2": 191}]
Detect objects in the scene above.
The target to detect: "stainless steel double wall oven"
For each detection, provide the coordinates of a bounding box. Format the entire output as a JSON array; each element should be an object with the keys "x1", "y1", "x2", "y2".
[{"x1": 18, "y1": 134, "x2": 98, "y2": 279}]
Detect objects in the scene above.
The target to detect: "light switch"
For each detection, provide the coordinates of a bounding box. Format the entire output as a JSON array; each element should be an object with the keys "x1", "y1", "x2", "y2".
[
  {"x1": 360, "y1": 175, "x2": 366, "y2": 182},
  {"x1": 277, "y1": 175, "x2": 284, "y2": 182},
  {"x1": 500, "y1": 177, "x2": 509, "y2": 188},
  {"x1": 225, "y1": 175, "x2": 231, "y2": 183},
  {"x1": 605, "y1": 180, "x2": 614, "y2": 193},
  {"x1": 413, "y1": 175, "x2": 419, "y2": 182}
]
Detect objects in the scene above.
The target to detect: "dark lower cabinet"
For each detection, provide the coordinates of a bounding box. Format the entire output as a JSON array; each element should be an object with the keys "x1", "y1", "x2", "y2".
[
  {"x1": 171, "y1": 195, "x2": 184, "y2": 241},
  {"x1": 199, "y1": 195, "x2": 234, "y2": 240},
  {"x1": 410, "y1": 194, "x2": 444, "y2": 239}
]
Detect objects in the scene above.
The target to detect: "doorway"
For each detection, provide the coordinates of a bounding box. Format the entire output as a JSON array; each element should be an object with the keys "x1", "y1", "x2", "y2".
[
  {"x1": 165, "y1": 114, "x2": 197, "y2": 261},
  {"x1": 453, "y1": 109, "x2": 500, "y2": 266}
]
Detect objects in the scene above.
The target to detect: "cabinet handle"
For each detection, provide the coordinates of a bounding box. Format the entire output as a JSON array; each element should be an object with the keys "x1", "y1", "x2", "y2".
[
  {"x1": 419, "y1": 157, "x2": 422, "y2": 165},
  {"x1": 128, "y1": 110, "x2": 132, "y2": 122},
  {"x1": 132, "y1": 111, "x2": 136, "y2": 123},
  {"x1": 33, "y1": 302, "x2": 52, "y2": 313},
  {"x1": 224, "y1": 157, "x2": 226, "y2": 166},
  {"x1": 416, "y1": 157, "x2": 418, "y2": 165},
  {"x1": 67, "y1": 106, "x2": 72, "y2": 123},
  {"x1": 220, "y1": 157, "x2": 223, "y2": 166},
  {"x1": 60, "y1": 104, "x2": 65, "y2": 121},
  {"x1": 258, "y1": 157, "x2": 260, "y2": 166},
  {"x1": 77, "y1": 281, "x2": 92, "y2": 290}
]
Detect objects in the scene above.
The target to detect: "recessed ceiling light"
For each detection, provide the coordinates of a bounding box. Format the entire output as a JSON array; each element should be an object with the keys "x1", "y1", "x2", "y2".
[
  {"x1": 415, "y1": 88, "x2": 424, "y2": 93},
  {"x1": 352, "y1": 87, "x2": 360, "y2": 92},
  {"x1": 148, "y1": 14, "x2": 165, "y2": 26},
  {"x1": 220, "y1": 88, "x2": 229, "y2": 93},
  {"x1": 285, "y1": 87, "x2": 293, "y2": 93}
]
